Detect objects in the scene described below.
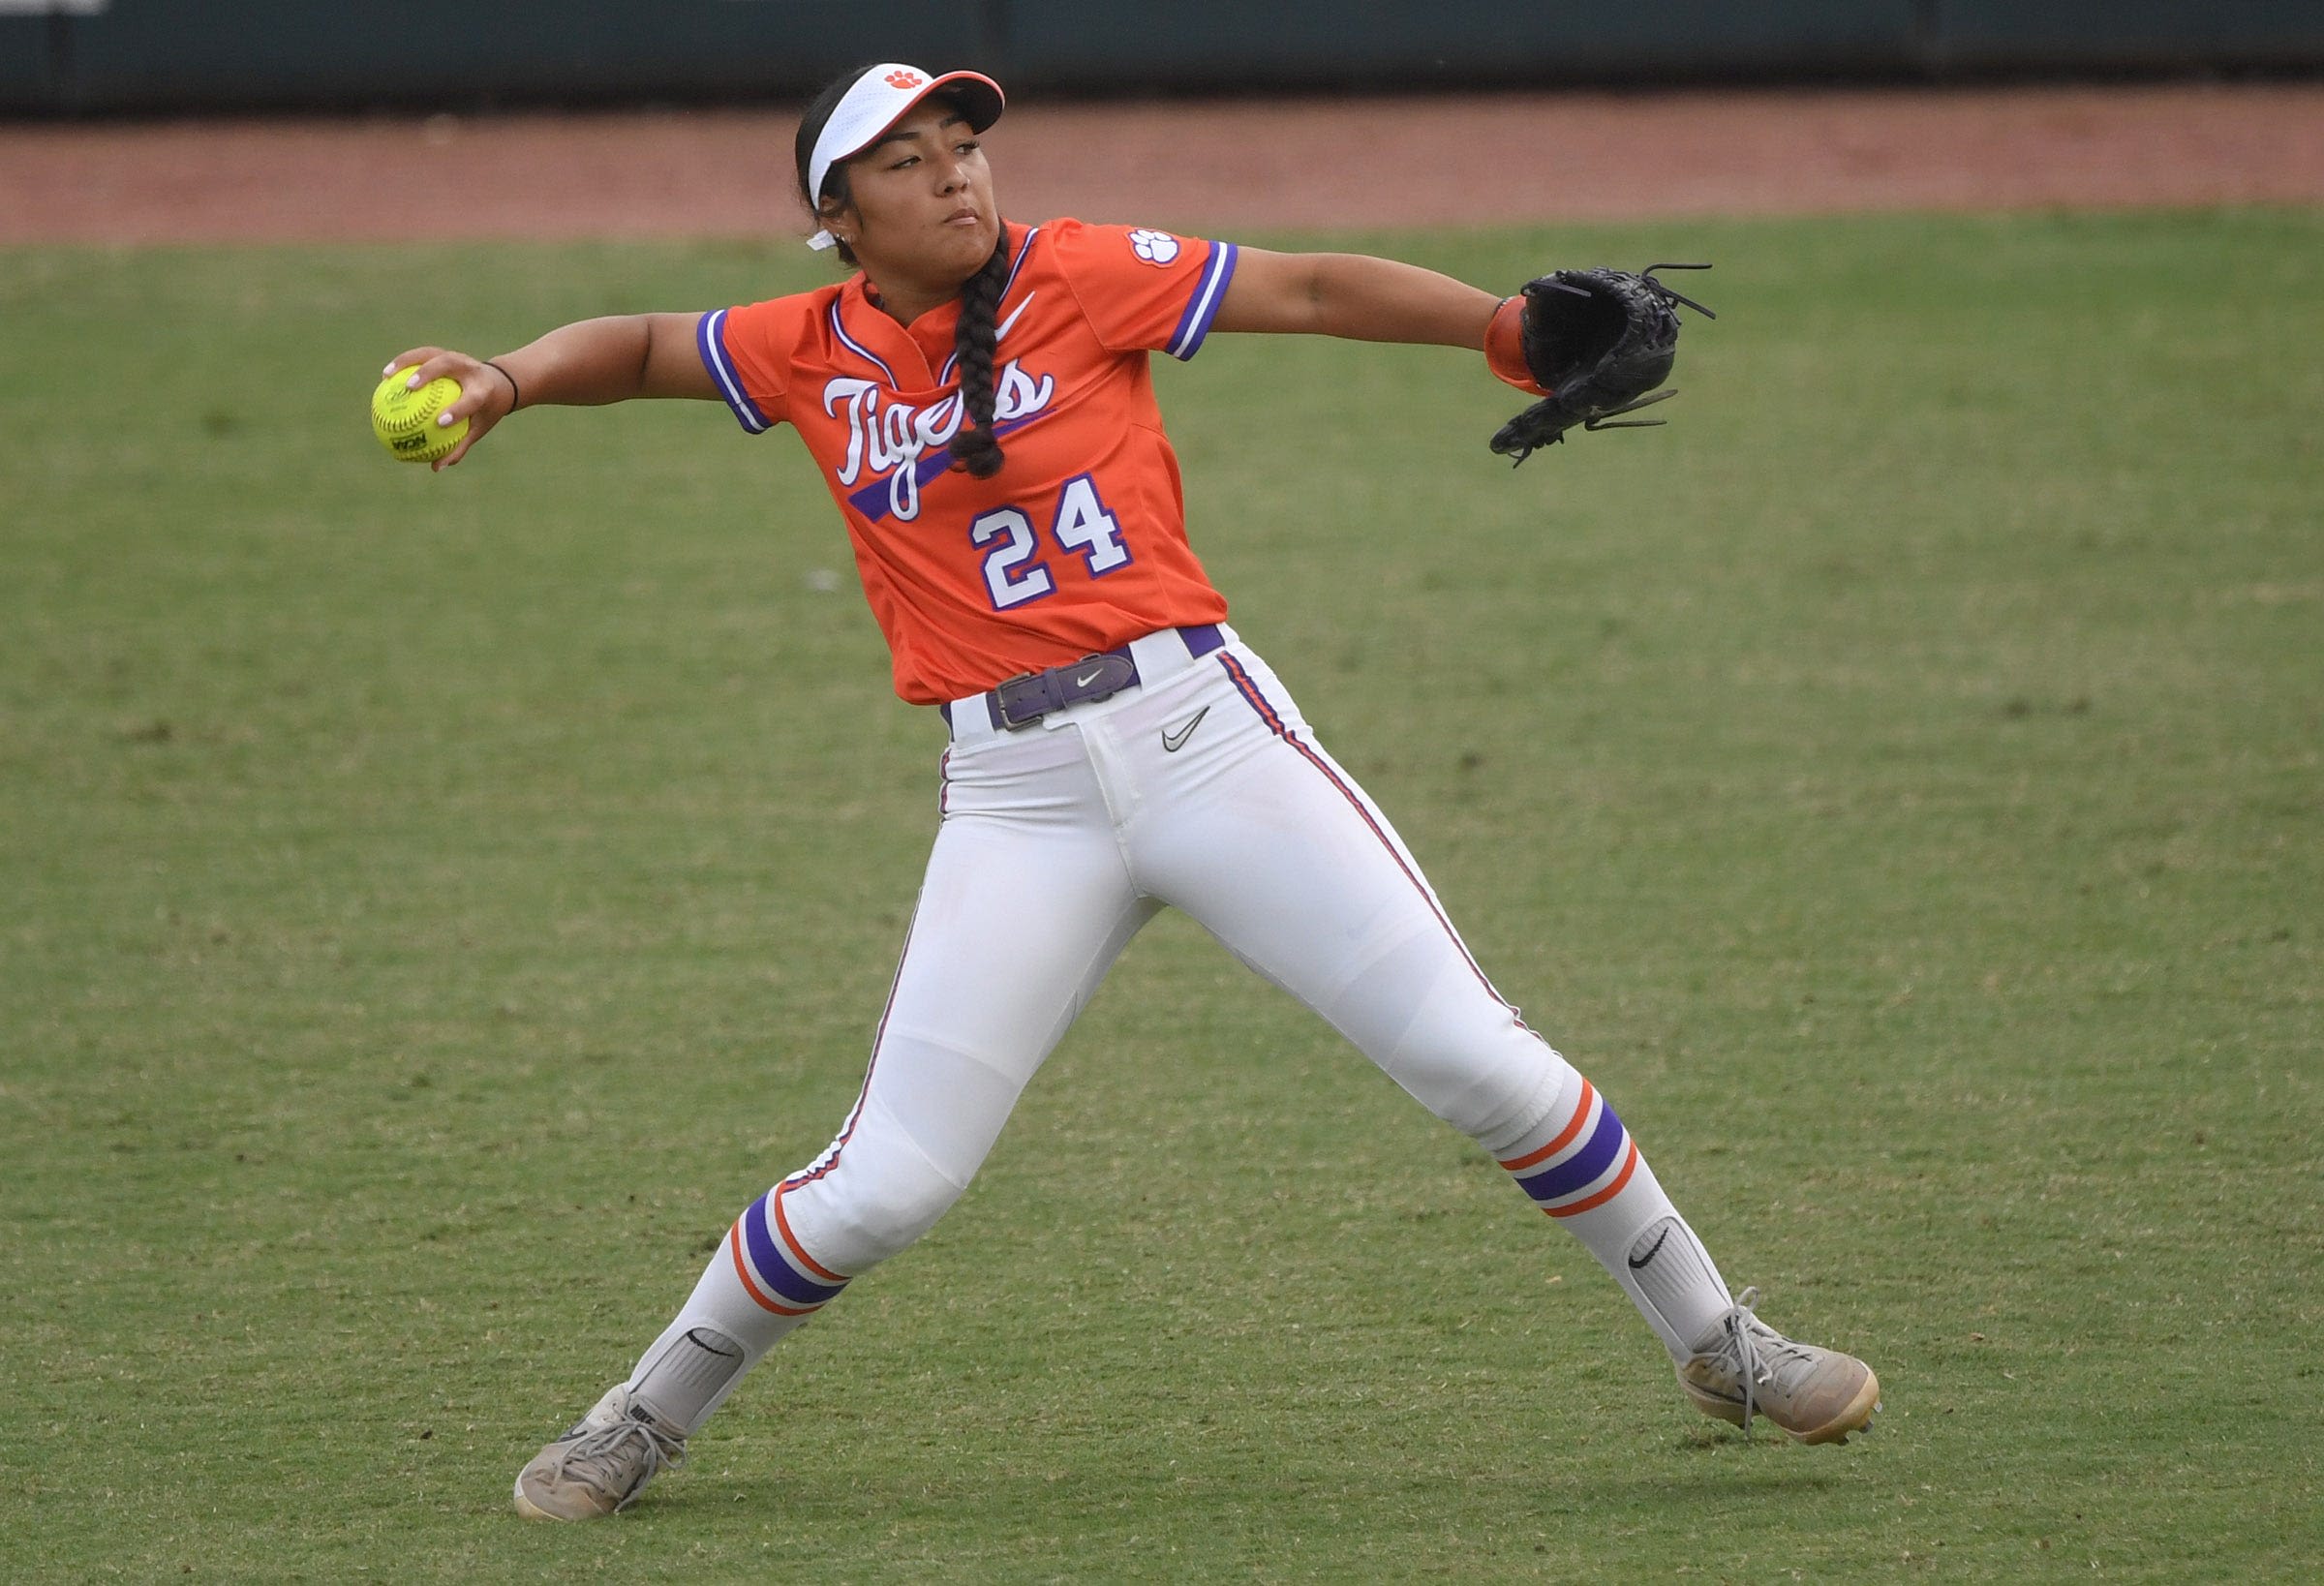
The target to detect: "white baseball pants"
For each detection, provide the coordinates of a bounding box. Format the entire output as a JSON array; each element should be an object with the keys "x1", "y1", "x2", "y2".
[
  {"x1": 780, "y1": 627, "x2": 1572, "y2": 1273},
  {"x1": 629, "y1": 626, "x2": 1738, "y2": 1428}
]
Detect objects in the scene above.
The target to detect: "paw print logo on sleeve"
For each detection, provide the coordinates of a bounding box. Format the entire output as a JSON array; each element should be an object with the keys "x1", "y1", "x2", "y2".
[
  {"x1": 1127, "y1": 229, "x2": 1181, "y2": 267},
  {"x1": 885, "y1": 69, "x2": 925, "y2": 89}
]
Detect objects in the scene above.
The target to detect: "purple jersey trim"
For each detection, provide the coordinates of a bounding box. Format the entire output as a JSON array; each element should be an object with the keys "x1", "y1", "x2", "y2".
[
  {"x1": 1005, "y1": 225, "x2": 1042, "y2": 292},
  {"x1": 698, "y1": 308, "x2": 772, "y2": 434},
  {"x1": 828, "y1": 299, "x2": 901, "y2": 387},
  {"x1": 1167, "y1": 241, "x2": 1239, "y2": 362},
  {"x1": 939, "y1": 225, "x2": 1044, "y2": 386}
]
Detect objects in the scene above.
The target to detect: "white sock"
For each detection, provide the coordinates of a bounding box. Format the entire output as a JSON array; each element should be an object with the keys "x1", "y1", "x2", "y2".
[
  {"x1": 1492, "y1": 1068, "x2": 1734, "y2": 1359},
  {"x1": 628, "y1": 1326, "x2": 748, "y2": 1432},
  {"x1": 1607, "y1": 1211, "x2": 1733, "y2": 1357},
  {"x1": 625, "y1": 1183, "x2": 844, "y2": 1434}
]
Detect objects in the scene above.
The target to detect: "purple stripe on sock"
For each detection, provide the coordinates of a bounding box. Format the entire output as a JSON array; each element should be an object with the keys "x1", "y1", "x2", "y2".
[
  {"x1": 744, "y1": 1194, "x2": 845, "y2": 1305},
  {"x1": 1514, "y1": 1104, "x2": 1628, "y2": 1205}
]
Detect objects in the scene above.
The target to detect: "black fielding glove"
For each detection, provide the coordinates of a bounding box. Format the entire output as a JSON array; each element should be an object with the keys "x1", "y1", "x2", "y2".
[{"x1": 1485, "y1": 264, "x2": 1715, "y2": 466}]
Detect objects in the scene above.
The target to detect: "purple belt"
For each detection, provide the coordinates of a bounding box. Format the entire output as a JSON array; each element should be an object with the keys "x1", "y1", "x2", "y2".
[{"x1": 943, "y1": 624, "x2": 1227, "y2": 732}]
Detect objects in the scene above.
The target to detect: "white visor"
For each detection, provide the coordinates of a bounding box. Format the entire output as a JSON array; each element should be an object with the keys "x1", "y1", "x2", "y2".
[{"x1": 806, "y1": 63, "x2": 1006, "y2": 251}]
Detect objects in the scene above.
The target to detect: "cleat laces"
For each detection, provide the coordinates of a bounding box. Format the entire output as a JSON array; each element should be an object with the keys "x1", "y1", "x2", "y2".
[
  {"x1": 1701, "y1": 1285, "x2": 1821, "y2": 1437},
  {"x1": 544, "y1": 1410, "x2": 687, "y2": 1511}
]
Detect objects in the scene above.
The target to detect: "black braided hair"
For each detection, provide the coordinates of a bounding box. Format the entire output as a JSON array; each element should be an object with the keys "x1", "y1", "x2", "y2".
[{"x1": 949, "y1": 237, "x2": 1012, "y2": 479}]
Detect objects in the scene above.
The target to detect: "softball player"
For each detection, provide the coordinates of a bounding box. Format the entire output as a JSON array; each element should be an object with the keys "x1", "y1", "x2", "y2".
[{"x1": 387, "y1": 63, "x2": 1880, "y2": 1521}]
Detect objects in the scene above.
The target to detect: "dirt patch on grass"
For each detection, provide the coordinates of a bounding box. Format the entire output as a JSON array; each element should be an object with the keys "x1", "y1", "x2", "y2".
[{"x1": 3, "y1": 82, "x2": 2319, "y2": 247}]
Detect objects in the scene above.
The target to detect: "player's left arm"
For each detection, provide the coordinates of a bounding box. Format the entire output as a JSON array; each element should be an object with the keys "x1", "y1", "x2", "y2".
[
  {"x1": 385, "y1": 312, "x2": 720, "y2": 469},
  {"x1": 1210, "y1": 248, "x2": 1498, "y2": 350}
]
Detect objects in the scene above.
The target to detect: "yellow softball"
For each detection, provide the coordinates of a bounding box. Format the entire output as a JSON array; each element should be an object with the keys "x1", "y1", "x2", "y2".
[{"x1": 372, "y1": 367, "x2": 468, "y2": 464}]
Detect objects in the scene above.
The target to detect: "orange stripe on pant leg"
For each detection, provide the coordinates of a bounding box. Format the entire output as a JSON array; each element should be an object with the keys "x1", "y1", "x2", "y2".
[
  {"x1": 1499, "y1": 1080, "x2": 1597, "y2": 1172},
  {"x1": 730, "y1": 1220, "x2": 816, "y2": 1316},
  {"x1": 1222, "y1": 651, "x2": 1524, "y2": 1028},
  {"x1": 1544, "y1": 1139, "x2": 1639, "y2": 1218}
]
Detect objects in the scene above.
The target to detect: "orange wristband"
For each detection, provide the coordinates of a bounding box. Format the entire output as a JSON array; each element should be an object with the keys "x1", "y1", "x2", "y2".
[{"x1": 1484, "y1": 295, "x2": 1548, "y2": 395}]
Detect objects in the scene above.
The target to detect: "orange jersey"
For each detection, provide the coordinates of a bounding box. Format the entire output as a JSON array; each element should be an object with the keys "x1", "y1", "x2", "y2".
[{"x1": 700, "y1": 219, "x2": 1239, "y2": 705}]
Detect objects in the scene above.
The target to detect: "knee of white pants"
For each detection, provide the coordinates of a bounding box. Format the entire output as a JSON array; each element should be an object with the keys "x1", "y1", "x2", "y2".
[
  {"x1": 821, "y1": 1159, "x2": 965, "y2": 1272},
  {"x1": 1329, "y1": 935, "x2": 1572, "y2": 1144},
  {"x1": 785, "y1": 1117, "x2": 970, "y2": 1273},
  {"x1": 1396, "y1": 1010, "x2": 1572, "y2": 1145},
  {"x1": 780, "y1": 1036, "x2": 1027, "y2": 1274}
]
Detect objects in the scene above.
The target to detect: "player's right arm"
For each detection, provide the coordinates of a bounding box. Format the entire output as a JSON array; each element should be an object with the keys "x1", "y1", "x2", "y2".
[{"x1": 387, "y1": 311, "x2": 718, "y2": 471}]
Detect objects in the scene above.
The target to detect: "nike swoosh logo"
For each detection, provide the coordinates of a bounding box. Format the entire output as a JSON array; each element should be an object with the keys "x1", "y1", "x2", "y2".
[
  {"x1": 1161, "y1": 707, "x2": 1209, "y2": 753},
  {"x1": 1626, "y1": 1227, "x2": 1672, "y2": 1270},
  {"x1": 996, "y1": 291, "x2": 1037, "y2": 343},
  {"x1": 1074, "y1": 666, "x2": 1104, "y2": 687}
]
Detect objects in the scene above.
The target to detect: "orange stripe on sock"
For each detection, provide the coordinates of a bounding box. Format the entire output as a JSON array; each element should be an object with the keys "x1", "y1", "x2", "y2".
[
  {"x1": 1498, "y1": 1080, "x2": 1597, "y2": 1172},
  {"x1": 773, "y1": 1184, "x2": 850, "y2": 1283},
  {"x1": 1544, "y1": 1139, "x2": 1639, "y2": 1218},
  {"x1": 729, "y1": 1220, "x2": 816, "y2": 1316}
]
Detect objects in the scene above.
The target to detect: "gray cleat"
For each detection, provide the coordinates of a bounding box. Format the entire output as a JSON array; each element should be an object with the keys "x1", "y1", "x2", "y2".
[
  {"x1": 512, "y1": 1386, "x2": 688, "y2": 1520},
  {"x1": 1678, "y1": 1286, "x2": 1881, "y2": 1445}
]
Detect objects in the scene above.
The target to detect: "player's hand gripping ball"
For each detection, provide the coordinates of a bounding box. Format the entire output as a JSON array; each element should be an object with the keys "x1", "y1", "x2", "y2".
[{"x1": 372, "y1": 367, "x2": 467, "y2": 464}]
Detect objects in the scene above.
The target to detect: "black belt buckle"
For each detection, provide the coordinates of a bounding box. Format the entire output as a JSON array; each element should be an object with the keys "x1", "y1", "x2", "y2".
[{"x1": 991, "y1": 651, "x2": 1139, "y2": 731}]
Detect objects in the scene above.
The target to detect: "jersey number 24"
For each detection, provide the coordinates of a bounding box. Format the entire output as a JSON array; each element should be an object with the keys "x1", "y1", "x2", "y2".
[{"x1": 969, "y1": 473, "x2": 1131, "y2": 611}]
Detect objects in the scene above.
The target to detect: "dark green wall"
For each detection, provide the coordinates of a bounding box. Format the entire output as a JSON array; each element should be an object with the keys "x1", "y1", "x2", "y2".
[
  {"x1": 26, "y1": 1, "x2": 988, "y2": 111},
  {"x1": 1932, "y1": 0, "x2": 2324, "y2": 68},
  {"x1": 0, "y1": 15, "x2": 65, "y2": 108},
  {"x1": 1001, "y1": 1, "x2": 1924, "y2": 82},
  {"x1": 3, "y1": 0, "x2": 2318, "y2": 114}
]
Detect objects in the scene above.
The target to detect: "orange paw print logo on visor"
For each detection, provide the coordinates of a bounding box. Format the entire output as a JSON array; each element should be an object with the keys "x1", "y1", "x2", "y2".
[{"x1": 885, "y1": 70, "x2": 925, "y2": 89}]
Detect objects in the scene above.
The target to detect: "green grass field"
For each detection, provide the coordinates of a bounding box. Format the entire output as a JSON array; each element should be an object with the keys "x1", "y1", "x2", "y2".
[{"x1": 4, "y1": 208, "x2": 2318, "y2": 1581}]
